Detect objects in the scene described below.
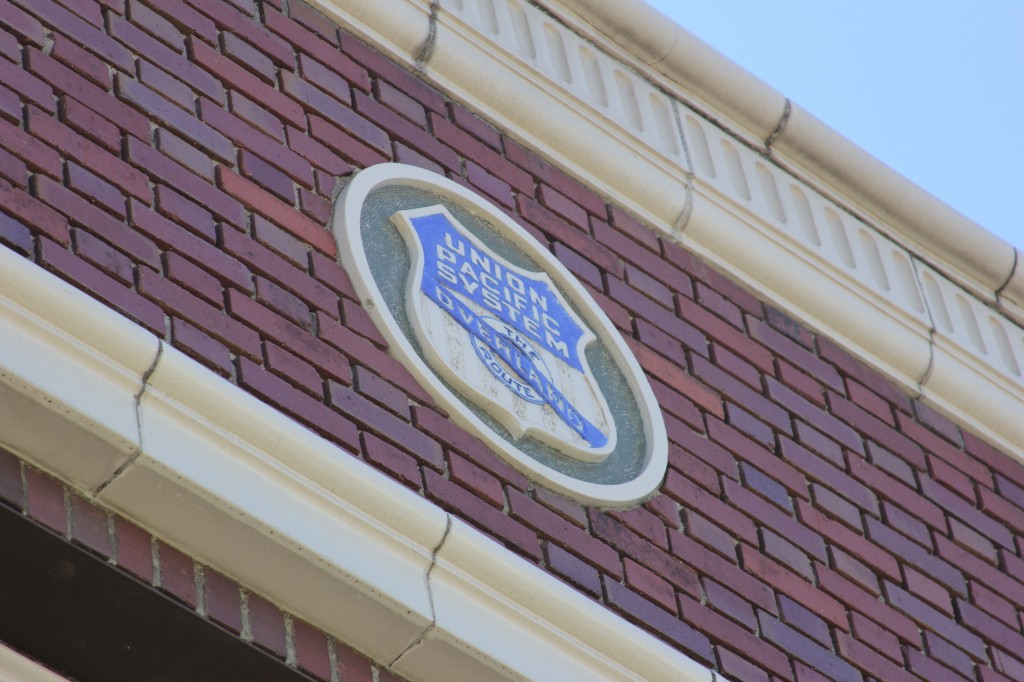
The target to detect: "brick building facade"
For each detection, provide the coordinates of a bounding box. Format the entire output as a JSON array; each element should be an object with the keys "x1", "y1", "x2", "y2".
[{"x1": 1, "y1": 0, "x2": 1023, "y2": 680}]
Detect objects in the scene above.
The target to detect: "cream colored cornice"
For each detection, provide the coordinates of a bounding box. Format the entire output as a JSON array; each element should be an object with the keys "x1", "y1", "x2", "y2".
[
  {"x1": 0, "y1": 243, "x2": 717, "y2": 682},
  {"x1": 312, "y1": 0, "x2": 1024, "y2": 460}
]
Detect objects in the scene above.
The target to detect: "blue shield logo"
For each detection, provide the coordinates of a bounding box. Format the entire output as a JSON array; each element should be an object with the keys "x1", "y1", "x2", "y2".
[{"x1": 392, "y1": 205, "x2": 615, "y2": 462}]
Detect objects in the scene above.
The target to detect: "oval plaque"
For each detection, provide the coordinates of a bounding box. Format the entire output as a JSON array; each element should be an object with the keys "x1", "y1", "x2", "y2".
[{"x1": 333, "y1": 164, "x2": 666, "y2": 506}]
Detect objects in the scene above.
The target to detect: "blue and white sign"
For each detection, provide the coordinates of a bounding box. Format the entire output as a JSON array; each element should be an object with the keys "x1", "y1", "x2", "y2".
[
  {"x1": 333, "y1": 164, "x2": 667, "y2": 507},
  {"x1": 395, "y1": 206, "x2": 613, "y2": 460}
]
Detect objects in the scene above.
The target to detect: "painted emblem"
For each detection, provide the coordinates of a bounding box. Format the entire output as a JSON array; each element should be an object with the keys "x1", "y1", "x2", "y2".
[
  {"x1": 334, "y1": 164, "x2": 667, "y2": 507},
  {"x1": 392, "y1": 206, "x2": 614, "y2": 462}
]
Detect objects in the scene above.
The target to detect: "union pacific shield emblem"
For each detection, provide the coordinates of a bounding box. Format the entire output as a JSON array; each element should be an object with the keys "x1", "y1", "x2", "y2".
[
  {"x1": 392, "y1": 206, "x2": 615, "y2": 462},
  {"x1": 334, "y1": 164, "x2": 667, "y2": 507}
]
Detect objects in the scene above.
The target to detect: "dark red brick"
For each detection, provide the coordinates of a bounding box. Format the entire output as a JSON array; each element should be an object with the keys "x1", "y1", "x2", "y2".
[
  {"x1": 293, "y1": 619, "x2": 331, "y2": 680},
  {"x1": 247, "y1": 592, "x2": 286, "y2": 657},
  {"x1": 544, "y1": 542, "x2": 601, "y2": 597},
  {"x1": 424, "y1": 469, "x2": 540, "y2": 561},
  {"x1": 115, "y1": 516, "x2": 154, "y2": 582},
  {"x1": 158, "y1": 540, "x2": 196, "y2": 607},
  {"x1": 171, "y1": 316, "x2": 233, "y2": 376},
  {"x1": 205, "y1": 568, "x2": 242, "y2": 632},
  {"x1": 69, "y1": 494, "x2": 111, "y2": 557}
]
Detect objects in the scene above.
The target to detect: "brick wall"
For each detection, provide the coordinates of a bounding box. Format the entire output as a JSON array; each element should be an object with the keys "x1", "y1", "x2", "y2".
[{"x1": 2, "y1": 0, "x2": 1024, "y2": 680}]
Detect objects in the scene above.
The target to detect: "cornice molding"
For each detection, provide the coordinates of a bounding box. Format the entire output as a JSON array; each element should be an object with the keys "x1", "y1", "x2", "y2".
[
  {"x1": 313, "y1": 0, "x2": 1024, "y2": 460},
  {"x1": 0, "y1": 242, "x2": 716, "y2": 682}
]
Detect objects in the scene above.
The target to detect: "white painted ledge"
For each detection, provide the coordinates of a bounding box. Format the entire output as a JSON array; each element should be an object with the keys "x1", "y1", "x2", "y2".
[
  {"x1": 0, "y1": 241, "x2": 717, "y2": 682},
  {"x1": 317, "y1": 0, "x2": 1024, "y2": 463},
  {"x1": 0, "y1": 644, "x2": 69, "y2": 682}
]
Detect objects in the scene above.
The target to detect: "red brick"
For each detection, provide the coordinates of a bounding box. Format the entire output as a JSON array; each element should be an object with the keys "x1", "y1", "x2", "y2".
[
  {"x1": 970, "y1": 581, "x2": 1019, "y2": 628},
  {"x1": 0, "y1": 210, "x2": 32, "y2": 254},
  {"x1": 145, "y1": 0, "x2": 217, "y2": 44},
  {"x1": 867, "y1": 517, "x2": 966, "y2": 595},
  {"x1": 904, "y1": 566, "x2": 953, "y2": 615},
  {"x1": 137, "y1": 59, "x2": 193, "y2": 109},
  {"x1": 887, "y1": 582, "x2": 986, "y2": 659},
  {"x1": 624, "y1": 558, "x2": 676, "y2": 613},
  {"x1": 799, "y1": 500, "x2": 899, "y2": 581},
  {"x1": 820, "y1": 564, "x2": 926, "y2": 644},
  {"x1": 610, "y1": 506, "x2": 668, "y2": 549},
  {"x1": 184, "y1": 0, "x2": 292, "y2": 64},
  {"x1": 718, "y1": 648, "x2": 772, "y2": 682},
  {"x1": 117, "y1": 76, "x2": 233, "y2": 163},
  {"x1": 127, "y1": 0, "x2": 185, "y2": 51},
  {"x1": 38, "y1": 176, "x2": 157, "y2": 267},
  {"x1": 810, "y1": 484, "x2": 863, "y2": 530},
  {"x1": 0, "y1": 179, "x2": 69, "y2": 244},
  {"x1": 40, "y1": 238, "x2": 165, "y2": 332},
  {"x1": 921, "y1": 475, "x2": 1012, "y2": 548},
  {"x1": 204, "y1": 568, "x2": 242, "y2": 632},
  {"x1": 0, "y1": 52, "x2": 54, "y2": 113},
  {"x1": 156, "y1": 184, "x2": 215, "y2": 240},
  {"x1": 142, "y1": 269, "x2": 265, "y2": 354},
  {"x1": 0, "y1": 0, "x2": 45, "y2": 46},
  {"x1": 29, "y1": 49, "x2": 149, "y2": 139},
  {"x1": 592, "y1": 513, "x2": 699, "y2": 597},
  {"x1": 666, "y1": 472, "x2": 763, "y2": 548},
  {"x1": 907, "y1": 646, "x2": 974, "y2": 682},
  {"x1": 112, "y1": 16, "x2": 223, "y2": 101},
  {"x1": 685, "y1": 511, "x2": 737, "y2": 560},
  {"x1": 293, "y1": 619, "x2": 331, "y2": 680},
  {"x1": 247, "y1": 592, "x2": 286, "y2": 657},
  {"x1": 328, "y1": 380, "x2": 443, "y2": 463},
  {"x1": 959, "y1": 598, "x2": 1024, "y2": 656},
  {"x1": 758, "y1": 612, "x2": 860, "y2": 682},
  {"x1": 507, "y1": 489, "x2": 621, "y2": 577},
  {"x1": 170, "y1": 316, "x2": 233, "y2": 376},
  {"x1": 265, "y1": 340, "x2": 321, "y2": 396},
  {"x1": 836, "y1": 631, "x2": 918, "y2": 682},
  {"x1": 449, "y1": 452, "x2": 504, "y2": 509},
  {"x1": 126, "y1": 137, "x2": 246, "y2": 227},
  {"x1": 817, "y1": 336, "x2": 912, "y2": 410},
  {"x1": 0, "y1": 114, "x2": 61, "y2": 179},
  {"x1": 62, "y1": 97, "x2": 121, "y2": 155},
  {"x1": 0, "y1": 143, "x2": 28, "y2": 186},
  {"x1": 848, "y1": 453, "x2": 944, "y2": 528},
  {"x1": 158, "y1": 540, "x2": 196, "y2": 607},
  {"x1": 936, "y1": 533, "x2": 1024, "y2": 605},
  {"x1": 0, "y1": 448, "x2": 23, "y2": 509},
  {"x1": 912, "y1": 399, "x2": 963, "y2": 447},
  {"x1": 603, "y1": 577, "x2": 713, "y2": 664},
  {"x1": 361, "y1": 432, "x2": 422, "y2": 489},
  {"x1": 298, "y1": 186, "x2": 331, "y2": 224},
  {"x1": 351, "y1": 365, "x2": 409, "y2": 419},
  {"x1": 68, "y1": 162, "x2": 128, "y2": 218},
  {"x1": 115, "y1": 517, "x2": 154, "y2": 582},
  {"x1": 228, "y1": 290, "x2": 348, "y2": 380},
  {"x1": 69, "y1": 493, "x2": 111, "y2": 557},
  {"x1": 222, "y1": 32, "x2": 276, "y2": 83},
  {"x1": 849, "y1": 611, "x2": 901, "y2": 662},
  {"x1": 516, "y1": 196, "x2": 618, "y2": 273},
  {"x1": 742, "y1": 544, "x2": 846, "y2": 628},
  {"x1": 256, "y1": 275, "x2": 312, "y2": 328},
  {"x1": 16, "y1": 0, "x2": 133, "y2": 70},
  {"x1": 726, "y1": 479, "x2": 826, "y2": 561},
  {"x1": 320, "y1": 315, "x2": 432, "y2": 404},
  {"x1": 219, "y1": 167, "x2": 338, "y2": 257},
  {"x1": 190, "y1": 37, "x2": 304, "y2": 127},
  {"x1": 335, "y1": 644, "x2": 374, "y2": 682},
  {"x1": 25, "y1": 467, "x2": 65, "y2": 533},
  {"x1": 544, "y1": 542, "x2": 601, "y2": 597},
  {"x1": 704, "y1": 578, "x2": 757, "y2": 630},
  {"x1": 238, "y1": 356, "x2": 359, "y2": 449},
  {"x1": 949, "y1": 516, "x2": 997, "y2": 563},
  {"x1": 433, "y1": 113, "x2": 534, "y2": 192},
  {"x1": 880, "y1": 499, "x2": 928, "y2": 545},
  {"x1": 764, "y1": 530, "x2": 813, "y2": 580},
  {"x1": 132, "y1": 202, "x2": 251, "y2": 288},
  {"x1": 694, "y1": 357, "x2": 788, "y2": 430},
  {"x1": 265, "y1": 9, "x2": 369, "y2": 93},
  {"x1": 466, "y1": 161, "x2": 513, "y2": 209},
  {"x1": 899, "y1": 412, "x2": 990, "y2": 484},
  {"x1": 411, "y1": 409, "x2": 530, "y2": 488},
  {"x1": 424, "y1": 469, "x2": 540, "y2": 561}
]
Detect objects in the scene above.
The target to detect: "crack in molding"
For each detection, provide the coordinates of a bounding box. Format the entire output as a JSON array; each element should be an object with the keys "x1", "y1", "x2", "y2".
[
  {"x1": 909, "y1": 257, "x2": 938, "y2": 397},
  {"x1": 414, "y1": 0, "x2": 441, "y2": 74},
  {"x1": 385, "y1": 514, "x2": 453, "y2": 669},
  {"x1": 93, "y1": 341, "x2": 164, "y2": 496},
  {"x1": 764, "y1": 98, "x2": 791, "y2": 153},
  {"x1": 994, "y1": 246, "x2": 1019, "y2": 300}
]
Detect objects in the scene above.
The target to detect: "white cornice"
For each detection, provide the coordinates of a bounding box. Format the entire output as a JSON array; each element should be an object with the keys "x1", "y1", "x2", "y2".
[
  {"x1": 0, "y1": 644, "x2": 69, "y2": 682},
  {"x1": 313, "y1": 0, "x2": 1024, "y2": 461},
  {"x1": 0, "y1": 242, "x2": 716, "y2": 682}
]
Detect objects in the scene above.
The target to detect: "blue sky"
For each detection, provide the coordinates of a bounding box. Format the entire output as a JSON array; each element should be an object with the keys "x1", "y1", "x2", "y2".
[{"x1": 645, "y1": 1, "x2": 1023, "y2": 250}]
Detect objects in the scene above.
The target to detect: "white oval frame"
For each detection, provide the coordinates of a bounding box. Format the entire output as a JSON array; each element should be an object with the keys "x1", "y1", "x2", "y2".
[{"x1": 333, "y1": 163, "x2": 667, "y2": 507}]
